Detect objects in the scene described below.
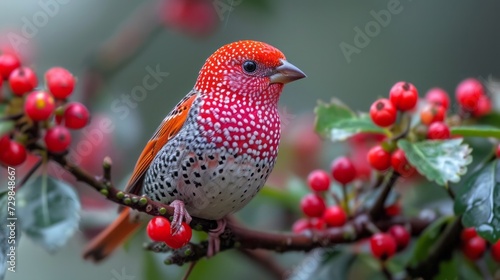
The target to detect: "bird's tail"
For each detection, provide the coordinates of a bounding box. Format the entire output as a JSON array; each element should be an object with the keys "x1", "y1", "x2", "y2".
[{"x1": 83, "y1": 208, "x2": 141, "y2": 262}]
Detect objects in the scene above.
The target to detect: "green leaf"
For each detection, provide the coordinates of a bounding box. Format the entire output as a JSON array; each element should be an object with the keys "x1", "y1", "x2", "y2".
[
  {"x1": 455, "y1": 160, "x2": 500, "y2": 242},
  {"x1": 451, "y1": 125, "x2": 500, "y2": 138},
  {"x1": 316, "y1": 249, "x2": 357, "y2": 280},
  {"x1": 398, "y1": 139, "x2": 473, "y2": 186},
  {"x1": 314, "y1": 99, "x2": 386, "y2": 142},
  {"x1": 434, "y1": 253, "x2": 459, "y2": 280},
  {"x1": 17, "y1": 175, "x2": 80, "y2": 253},
  {"x1": 407, "y1": 216, "x2": 454, "y2": 267},
  {"x1": 477, "y1": 112, "x2": 500, "y2": 128}
]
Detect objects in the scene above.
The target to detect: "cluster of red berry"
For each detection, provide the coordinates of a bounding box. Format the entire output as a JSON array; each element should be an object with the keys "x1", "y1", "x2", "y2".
[
  {"x1": 146, "y1": 216, "x2": 192, "y2": 249},
  {"x1": 0, "y1": 52, "x2": 89, "y2": 166},
  {"x1": 367, "y1": 78, "x2": 493, "y2": 177},
  {"x1": 292, "y1": 158, "x2": 352, "y2": 233},
  {"x1": 292, "y1": 78, "x2": 496, "y2": 262},
  {"x1": 370, "y1": 225, "x2": 410, "y2": 260},
  {"x1": 293, "y1": 157, "x2": 410, "y2": 260},
  {"x1": 461, "y1": 227, "x2": 500, "y2": 262}
]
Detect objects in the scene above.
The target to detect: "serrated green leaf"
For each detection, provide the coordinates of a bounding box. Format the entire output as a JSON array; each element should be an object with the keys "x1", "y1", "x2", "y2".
[
  {"x1": 17, "y1": 175, "x2": 80, "y2": 253},
  {"x1": 408, "y1": 216, "x2": 454, "y2": 267},
  {"x1": 314, "y1": 99, "x2": 386, "y2": 142},
  {"x1": 451, "y1": 125, "x2": 500, "y2": 138},
  {"x1": 455, "y1": 160, "x2": 500, "y2": 242},
  {"x1": 398, "y1": 139, "x2": 472, "y2": 186}
]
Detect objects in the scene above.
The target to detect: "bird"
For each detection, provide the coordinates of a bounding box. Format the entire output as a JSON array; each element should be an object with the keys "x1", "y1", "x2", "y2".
[{"x1": 83, "y1": 40, "x2": 306, "y2": 261}]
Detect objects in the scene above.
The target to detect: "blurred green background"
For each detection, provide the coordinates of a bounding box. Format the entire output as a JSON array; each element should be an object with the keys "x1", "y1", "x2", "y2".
[{"x1": 1, "y1": 0, "x2": 500, "y2": 279}]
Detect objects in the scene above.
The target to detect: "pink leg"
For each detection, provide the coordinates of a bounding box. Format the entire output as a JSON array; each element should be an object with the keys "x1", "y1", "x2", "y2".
[
  {"x1": 169, "y1": 200, "x2": 192, "y2": 234},
  {"x1": 207, "y1": 219, "x2": 226, "y2": 257}
]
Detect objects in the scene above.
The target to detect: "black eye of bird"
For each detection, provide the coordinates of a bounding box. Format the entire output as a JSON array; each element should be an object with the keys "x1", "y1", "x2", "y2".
[{"x1": 242, "y1": 60, "x2": 257, "y2": 73}]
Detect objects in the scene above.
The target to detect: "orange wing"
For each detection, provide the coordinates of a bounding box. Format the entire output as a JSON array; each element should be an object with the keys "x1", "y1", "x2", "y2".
[{"x1": 124, "y1": 91, "x2": 199, "y2": 195}]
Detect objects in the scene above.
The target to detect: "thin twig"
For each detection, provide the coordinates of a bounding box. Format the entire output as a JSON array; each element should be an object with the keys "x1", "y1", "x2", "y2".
[
  {"x1": 368, "y1": 172, "x2": 399, "y2": 220},
  {"x1": 0, "y1": 113, "x2": 23, "y2": 122},
  {"x1": 390, "y1": 113, "x2": 412, "y2": 141},
  {"x1": 18, "y1": 157, "x2": 42, "y2": 188}
]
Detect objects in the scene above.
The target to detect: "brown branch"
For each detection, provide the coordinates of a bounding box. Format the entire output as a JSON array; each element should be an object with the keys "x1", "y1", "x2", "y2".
[
  {"x1": 49, "y1": 153, "x2": 435, "y2": 267},
  {"x1": 50, "y1": 154, "x2": 218, "y2": 231},
  {"x1": 163, "y1": 214, "x2": 434, "y2": 265}
]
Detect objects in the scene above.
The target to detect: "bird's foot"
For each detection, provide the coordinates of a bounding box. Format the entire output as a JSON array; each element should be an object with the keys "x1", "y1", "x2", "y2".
[
  {"x1": 207, "y1": 218, "x2": 227, "y2": 257},
  {"x1": 169, "y1": 200, "x2": 192, "y2": 234}
]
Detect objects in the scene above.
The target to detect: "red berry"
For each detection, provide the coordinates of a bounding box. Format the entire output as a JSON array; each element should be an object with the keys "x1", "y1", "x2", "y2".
[
  {"x1": 385, "y1": 203, "x2": 401, "y2": 217},
  {"x1": 0, "y1": 140, "x2": 27, "y2": 166},
  {"x1": 425, "y1": 88, "x2": 450, "y2": 110},
  {"x1": 0, "y1": 135, "x2": 9, "y2": 151},
  {"x1": 388, "y1": 225, "x2": 410, "y2": 250},
  {"x1": 491, "y1": 240, "x2": 500, "y2": 262},
  {"x1": 472, "y1": 95, "x2": 492, "y2": 117},
  {"x1": 307, "y1": 169, "x2": 330, "y2": 192},
  {"x1": 389, "y1": 81, "x2": 419, "y2": 111},
  {"x1": 391, "y1": 149, "x2": 415, "y2": 177},
  {"x1": 323, "y1": 205, "x2": 347, "y2": 227},
  {"x1": 367, "y1": 145, "x2": 391, "y2": 171},
  {"x1": 420, "y1": 104, "x2": 446, "y2": 125},
  {"x1": 456, "y1": 78, "x2": 484, "y2": 112},
  {"x1": 427, "y1": 122, "x2": 450, "y2": 140},
  {"x1": 44, "y1": 126, "x2": 72, "y2": 153},
  {"x1": 496, "y1": 144, "x2": 500, "y2": 158},
  {"x1": 24, "y1": 91, "x2": 55, "y2": 121},
  {"x1": 45, "y1": 67, "x2": 76, "y2": 99},
  {"x1": 370, "y1": 233, "x2": 397, "y2": 260},
  {"x1": 300, "y1": 193, "x2": 326, "y2": 218},
  {"x1": 165, "y1": 222, "x2": 192, "y2": 249},
  {"x1": 462, "y1": 236, "x2": 486, "y2": 260},
  {"x1": 63, "y1": 102, "x2": 90, "y2": 129},
  {"x1": 8, "y1": 67, "x2": 38, "y2": 96},
  {"x1": 292, "y1": 218, "x2": 311, "y2": 234},
  {"x1": 331, "y1": 156, "x2": 356, "y2": 185},
  {"x1": 0, "y1": 53, "x2": 21, "y2": 80},
  {"x1": 147, "y1": 216, "x2": 171, "y2": 242},
  {"x1": 370, "y1": 98, "x2": 397, "y2": 127},
  {"x1": 461, "y1": 227, "x2": 478, "y2": 242},
  {"x1": 146, "y1": 217, "x2": 192, "y2": 249}
]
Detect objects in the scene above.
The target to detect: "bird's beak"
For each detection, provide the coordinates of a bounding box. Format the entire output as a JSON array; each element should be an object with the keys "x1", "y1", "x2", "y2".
[{"x1": 269, "y1": 59, "x2": 306, "y2": 84}]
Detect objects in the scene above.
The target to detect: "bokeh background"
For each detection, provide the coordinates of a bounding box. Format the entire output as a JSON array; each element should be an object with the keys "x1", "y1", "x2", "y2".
[{"x1": 1, "y1": 0, "x2": 500, "y2": 279}]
